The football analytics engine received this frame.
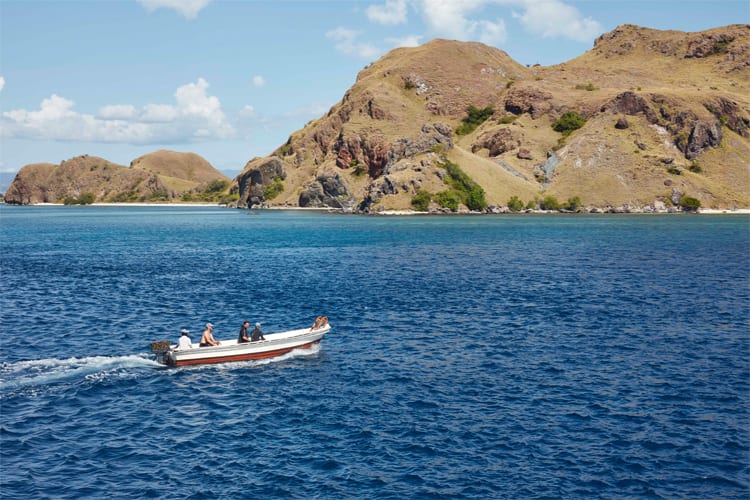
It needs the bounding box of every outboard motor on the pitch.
[150,340,173,366]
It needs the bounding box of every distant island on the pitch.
[4,150,235,206]
[5,24,749,213]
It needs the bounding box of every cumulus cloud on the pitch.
[416,0,511,44]
[1,78,234,144]
[326,27,382,59]
[0,76,5,93]
[513,0,601,41]
[410,0,600,44]
[366,0,408,25]
[137,0,210,19]
[252,75,266,87]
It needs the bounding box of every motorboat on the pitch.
[151,317,330,367]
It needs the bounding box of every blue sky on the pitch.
[1,0,747,177]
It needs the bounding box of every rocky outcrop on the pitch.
[603,92,659,123]
[332,123,453,179]
[472,128,521,156]
[504,86,553,119]
[388,123,454,166]
[359,176,399,212]
[334,132,391,177]
[298,172,354,209]
[685,120,723,159]
[534,152,559,185]
[705,97,750,138]
[236,157,286,208]
[685,31,738,58]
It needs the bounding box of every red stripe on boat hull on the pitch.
[172,340,321,367]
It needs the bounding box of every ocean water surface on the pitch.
[0,206,748,498]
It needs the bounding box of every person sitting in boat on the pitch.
[177,329,193,350]
[250,322,265,342]
[200,323,221,347]
[238,321,252,343]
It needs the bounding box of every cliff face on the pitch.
[235,24,750,211]
[5,151,229,205]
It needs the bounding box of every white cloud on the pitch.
[137,0,210,19]
[252,75,266,87]
[0,76,5,93]
[98,104,137,120]
[513,0,601,42]
[478,18,507,45]
[238,105,256,118]
[366,0,408,25]
[414,0,600,44]
[326,27,382,59]
[1,78,234,144]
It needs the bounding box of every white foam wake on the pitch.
[0,354,160,392]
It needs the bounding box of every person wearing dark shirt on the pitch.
[238,321,251,343]
[250,322,265,341]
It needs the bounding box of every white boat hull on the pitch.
[154,324,331,367]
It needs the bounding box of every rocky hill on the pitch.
[5,150,230,205]
[235,24,750,212]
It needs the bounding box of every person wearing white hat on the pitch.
[177,329,193,350]
[200,322,221,347]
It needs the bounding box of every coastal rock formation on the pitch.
[236,157,286,208]
[298,172,354,208]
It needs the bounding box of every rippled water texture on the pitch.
[1,206,748,498]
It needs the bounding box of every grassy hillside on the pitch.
[234,24,750,212]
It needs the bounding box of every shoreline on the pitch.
[5,202,750,215]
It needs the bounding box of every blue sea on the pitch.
[1,206,748,499]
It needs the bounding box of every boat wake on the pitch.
[0,354,160,393]
[0,344,323,393]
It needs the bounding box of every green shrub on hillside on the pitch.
[438,159,487,211]
[219,193,240,205]
[205,179,229,193]
[679,195,701,212]
[264,177,284,200]
[565,196,582,211]
[145,189,169,202]
[552,111,586,136]
[351,159,367,177]
[539,195,560,210]
[435,190,461,211]
[411,190,432,211]
[456,105,494,136]
[667,166,682,175]
[507,195,524,212]
[110,190,140,202]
